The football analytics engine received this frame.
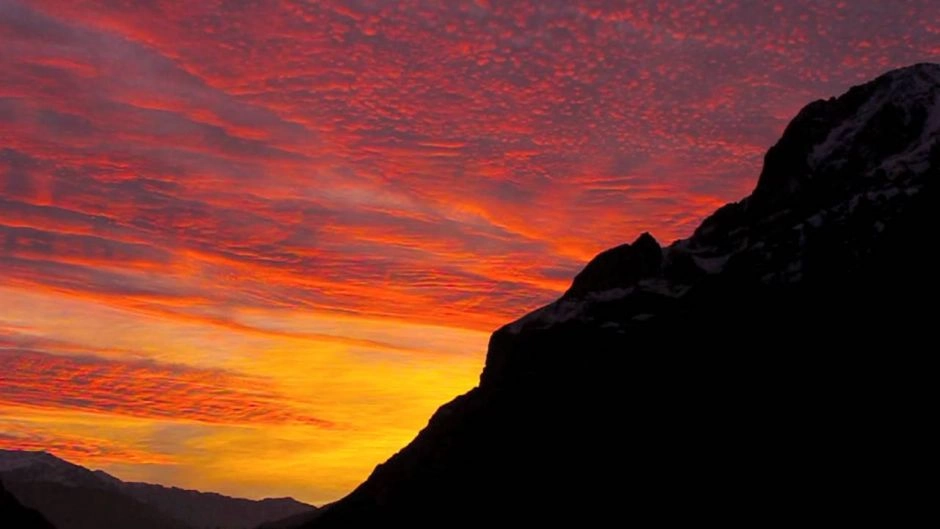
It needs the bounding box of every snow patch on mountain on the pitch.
[813,63,940,175]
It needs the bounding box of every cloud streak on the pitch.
[0,422,175,465]
[0,349,332,427]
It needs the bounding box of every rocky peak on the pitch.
[564,232,662,298]
[683,63,938,283]
[505,64,940,333]
[749,62,940,212]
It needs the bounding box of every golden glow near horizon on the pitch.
[2,0,937,505]
[1,285,488,503]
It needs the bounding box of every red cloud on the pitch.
[0,350,333,428]
[2,0,936,393]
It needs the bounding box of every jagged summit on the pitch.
[565,232,662,298]
[750,62,939,209]
[304,65,937,527]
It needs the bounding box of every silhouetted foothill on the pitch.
[0,481,56,529]
[302,63,939,528]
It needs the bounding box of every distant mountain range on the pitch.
[299,63,940,526]
[0,449,316,529]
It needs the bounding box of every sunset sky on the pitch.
[1,0,938,504]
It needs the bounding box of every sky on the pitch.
[0,0,938,504]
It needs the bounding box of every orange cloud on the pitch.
[0,423,175,466]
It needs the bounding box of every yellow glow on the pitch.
[0,285,488,504]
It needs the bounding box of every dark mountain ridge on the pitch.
[0,450,316,529]
[305,63,939,526]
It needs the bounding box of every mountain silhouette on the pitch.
[300,63,939,526]
[0,450,316,529]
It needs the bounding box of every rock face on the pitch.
[565,232,663,298]
[305,64,939,527]
[0,450,317,529]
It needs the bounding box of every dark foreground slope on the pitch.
[0,481,56,529]
[308,64,940,526]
